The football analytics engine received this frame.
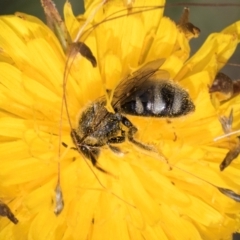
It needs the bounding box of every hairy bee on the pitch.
[70,59,195,173]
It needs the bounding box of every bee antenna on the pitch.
[170,164,240,202]
[73,0,107,43]
[214,129,240,142]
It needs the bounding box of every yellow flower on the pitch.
[0,0,240,239]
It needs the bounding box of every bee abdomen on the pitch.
[121,81,195,117]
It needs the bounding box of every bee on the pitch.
[70,58,195,173]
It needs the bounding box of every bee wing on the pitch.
[87,59,168,132]
[112,59,170,108]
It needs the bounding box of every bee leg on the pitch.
[81,146,109,174]
[107,130,126,156]
[121,116,153,151]
[91,157,109,174]
[108,144,124,156]
[108,130,126,144]
[70,130,110,174]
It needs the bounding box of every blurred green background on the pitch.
[0,0,240,239]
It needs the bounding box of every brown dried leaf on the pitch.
[177,7,200,40]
